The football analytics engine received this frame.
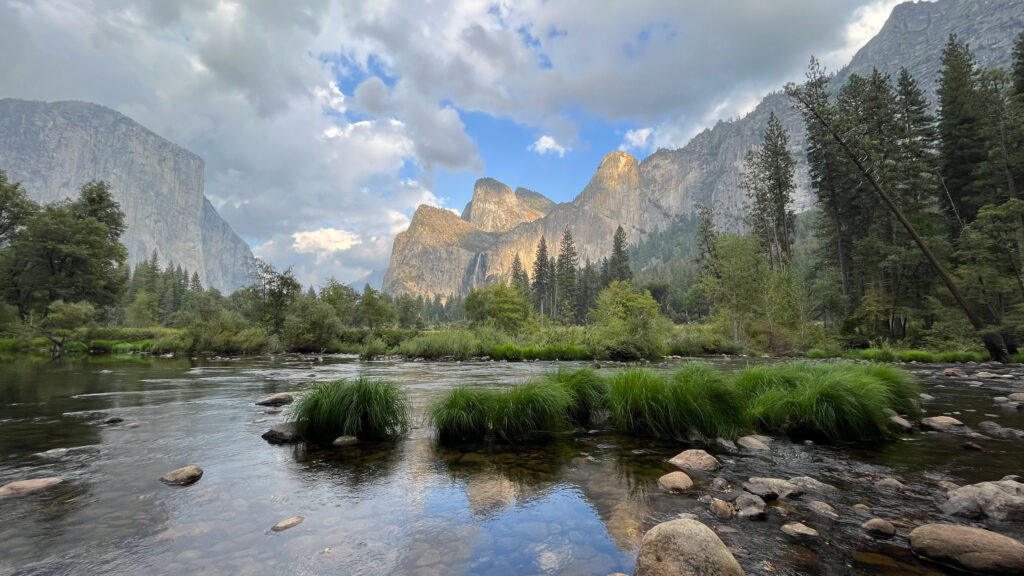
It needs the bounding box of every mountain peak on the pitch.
[460,177,546,233]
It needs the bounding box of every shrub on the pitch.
[0,339,23,353]
[151,332,192,354]
[293,378,410,442]
[1014,351,1024,364]
[490,381,572,441]
[428,387,498,441]
[359,337,390,360]
[488,344,524,361]
[588,282,671,360]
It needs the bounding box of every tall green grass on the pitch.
[359,337,390,359]
[489,381,572,442]
[606,368,673,438]
[293,378,411,442]
[393,331,483,360]
[428,387,498,441]
[667,363,749,440]
[543,368,608,424]
[487,343,593,361]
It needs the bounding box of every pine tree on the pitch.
[509,253,531,297]
[742,111,796,269]
[189,272,203,292]
[938,34,987,225]
[609,226,632,283]
[531,236,552,317]
[577,259,600,320]
[555,226,580,323]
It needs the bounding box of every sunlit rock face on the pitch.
[0,99,254,292]
[383,0,1024,298]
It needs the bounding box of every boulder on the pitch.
[806,500,840,519]
[1008,393,1024,402]
[710,477,730,491]
[787,476,835,494]
[714,437,737,451]
[0,477,63,496]
[657,471,694,493]
[781,522,819,539]
[271,516,304,532]
[668,449,721,472]
[743,482,779,500]
[889,415,913,432]
[909,524,1024,576]
[634,519,744,576]
[332,436,359,447]
[921,416,967,433]
[735,493,767,520]
[160,465,203,486]
[862,518,896,538]
[255,393,293,407]
[749,477,805,499]
[737,435,770,451]
[978,421,1024,440]
[942,480,1024,521]
[262,423,300,444]
[710,499,733,520]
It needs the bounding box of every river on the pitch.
[1,355,1023,575]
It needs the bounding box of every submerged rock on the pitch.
[668,449,721,472]
[788,476,835,494]
[781,522,819,539]
[942,479,1024,521]
[1008,392,1024,402]
[657,471,694,493]
[862,518,896,538]
[271,516,304,532]
[634,518,744,576]
[332,436,359,447]
[750,477,805,498]
[743,482,779,500]
[978,421,1024,440]
[160,466,203,486]
[737,435,770,451]
[735,493,767,520]
[0,477,63,496]
[710,477,730,491]
[876,477,905,491]
[910,524,1024,575]
[806,500,840,519]
[255,393,293,407]
[262,423,300,444]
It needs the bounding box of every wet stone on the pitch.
[750,477,805,498]
[889,415,913,432]
[780,522,818,539]
[787,476,834,494]
[656,471,693,493]
[921,415,967,433]
[0,477,63,496]
[255,392,293,407]
[743,482,779,500]
[861,518,896,538]
[910,523,1024,575]
[806,500,839,519]
[667,449,721,472]
[262,423,300,444]
[104,416,124,424]
[876,477,905,491]
[710,477,729,491]
[737,435,770,451]
[332,436,359,447]
[271,516,304,532]
[160,466,203,486]
[962,441,984,451]
[710,499,733,520]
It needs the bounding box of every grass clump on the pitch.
[543,369,608,424]
[294,378,410,442]
[393,330,482,360]
[936,351,988,363]
[490,381,572,442]
[897,349,936,363]
[359,337,390,359]
[667,363,749,440]
[805,348,834,359]
[607,369,673,438]
[428,387,498,441]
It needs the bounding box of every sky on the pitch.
[0,0,906,288]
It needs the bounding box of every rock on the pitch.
[1008,392,1024,402]
[718,490,746,502]
[806,500,840,519]
[0,477,63,496]
[710,499,733,520]
[710,477,729,491]
[787,476,835,494]
[737,435,770,451]
[104,416,124,424]
[944,368,966,377]
[668,449,721,472]
[676,513,699,521]
[938,480,961,493]
[743,482,779,500]
[750,477,805,498]
[255,393,293,407]
[853,503,871,511]
[889,415,913,432]
[271,516,304,532]
[921,415,966,433]
[862,518,896,538]
[160,466,203,486]
[781,522,819,539]
[262,423,300,444]
[714,437,737,451]
[332,436,359,447]
[657,471,694,493]
[994,396,1010,404]
[910,524,1024,576]
[634,519,744,576]
[920,393,936,401]
[735,493,767,520]
[876,477,905,491]
[975,371,1012,379]
[942,480,1024,521]
[978,421,1024,440]
[962,441,984,451]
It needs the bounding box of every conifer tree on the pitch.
[742,111,796,269]
[938,34,987,225]
[531,236,552,317]
[609,226,632,283]
[555,226,580,323]
[509,253,531,297]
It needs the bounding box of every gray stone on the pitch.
[919,393,936,401]
[735,493,767,520]
[910,524,1024,576]
[332,435,359,447]
[781,522,819,539]
[714,437,737,451]
[634,519,744,576]
[104,417,124,424]
[262,423,300,444]
[862,518,896,538]
[750,477,805,498]
[668,449,721,472]
[657,471,694,493]
[787,476,835,494]
[737,435,770,451]
[255,393,293,407]
[942,480,1024,521]
[271,516,304,532]
[743,482,778,500]
[921,416,966,433]
[710,499,733,520]
[710,477,729,491]
[1008,393,1024,402]
[978,421,1024,440]
[160,466,203,486]
[876,477,905,491]
[889,415,913,432]
[0,477,63,496]
[806,500,839,519]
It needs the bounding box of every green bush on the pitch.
[293,378,411,442]
[488,344,524,361]
[428,387,498,441]
[151,332,192,354]
[359,337,390,360]
[1013,351,1024,364]
[588,282,671,360]
[666,333,741,356]
[0,339,23,353]
[490,381,572,441]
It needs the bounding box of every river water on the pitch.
[1,355,1023,575]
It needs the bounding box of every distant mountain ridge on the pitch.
[384,0,1024,298]
[0,99,254,292]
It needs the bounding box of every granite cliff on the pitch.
[0,99,253,292]
[383,0,1024,298]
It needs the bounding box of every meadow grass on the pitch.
[896,349,936,363]
[359,337,390,359]
[805,348,834,359]
[489,381,572,442]
[428,387,498,441]
[487,344,593,361]
[393,330,483,360]
[293,378,410,442]
[0,339,23,353]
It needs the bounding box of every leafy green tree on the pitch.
[743,112,796,269]
[396,294,426,329]
[587,281,669,360]
[0,170,37,246]
[126,290,160,327]
[320,277,359,326]
[283,294,342,352]
[41,300,96,359]
[464,282,532,333]
[357,285,395,329]
[554,226,580,323]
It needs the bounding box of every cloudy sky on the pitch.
[0,0,904,287]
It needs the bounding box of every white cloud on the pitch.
[619,127,653,153]
[821,0,906,70]
[528,135,568,157]
[292,228,363,264]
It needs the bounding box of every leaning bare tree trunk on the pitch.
[788,86,1010,363]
